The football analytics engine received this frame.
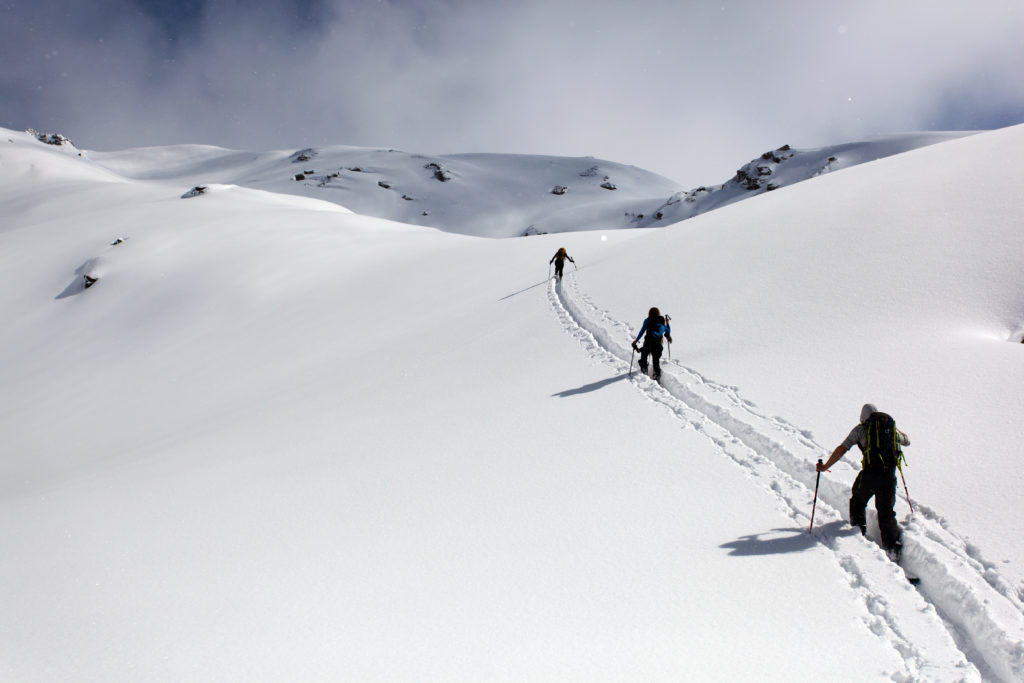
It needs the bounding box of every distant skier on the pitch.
[817,404,910,560]
[631,307,671,380]
[549,247,575,280]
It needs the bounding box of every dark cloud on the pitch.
[2,0,1022,186]
[131,0,205,49]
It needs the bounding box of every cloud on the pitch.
[2,0,1022,186]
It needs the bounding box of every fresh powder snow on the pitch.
[1,124,1023,681]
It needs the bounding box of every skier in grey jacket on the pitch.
[817,403,910,558]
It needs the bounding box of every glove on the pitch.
[631,340,639,351]
[666,334,672,344]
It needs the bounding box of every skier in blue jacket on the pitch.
[632,307,671,379]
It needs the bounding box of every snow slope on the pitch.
[85,131,971,238]
[643,132,975,226]
[1,124,1023,681]
[87,143,684,238]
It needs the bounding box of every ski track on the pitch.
[549,273,1024,683]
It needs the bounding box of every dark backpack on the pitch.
[644,315,666,344]
[861,412,904,471]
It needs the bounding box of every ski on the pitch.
[888,546,920,584]
[901,560,921,585]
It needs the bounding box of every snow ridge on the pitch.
[550,272,1024,683]
[83,130,973,239]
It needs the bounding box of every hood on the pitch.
[860,403,878,423]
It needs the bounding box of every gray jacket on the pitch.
[841,403,911,452]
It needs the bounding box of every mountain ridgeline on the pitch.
[62,130,974,238]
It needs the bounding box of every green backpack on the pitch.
[861,412,905,471]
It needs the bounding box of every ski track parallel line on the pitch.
[549,273,1024,683]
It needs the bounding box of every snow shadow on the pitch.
[551,373,629,397]
[55,258,100,299]
[498,278,550,301]
[720,527,825,556]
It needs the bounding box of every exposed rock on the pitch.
[290,148,317,163]
[26,128,71,146]
[551,185,568,195]
[317,173,339,188]
[760,146,794,164]
[424,162,452,182]
[813,156,840,178]
[683,187,709,203]
[734,169,761,191]
[732,145,793,191]
[181,185,208,198]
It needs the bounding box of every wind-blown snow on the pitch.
[1,124,1022,681]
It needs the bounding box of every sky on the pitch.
[2,0,1023,186]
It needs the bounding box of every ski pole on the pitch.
[899,468,914,514]
[629,344,636,377]
[809,459,823,533]
[665,314,672,360]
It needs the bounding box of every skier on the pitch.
[549,247,575,280]
[816,404,911,560]
[631,307,671,380]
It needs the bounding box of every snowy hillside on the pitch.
[87,142,683,238]
[2,123,1023,682]
[643,132,974,226]
[83,130,971,238]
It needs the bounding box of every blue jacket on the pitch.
[635,317,670,343]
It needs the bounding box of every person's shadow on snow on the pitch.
[720,522,856,556]
[552,373,629,397]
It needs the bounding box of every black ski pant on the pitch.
[553,259,565,279]
[639,339,663,378]
[849,467,900,550]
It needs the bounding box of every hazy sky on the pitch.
[3,0,1023,185]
